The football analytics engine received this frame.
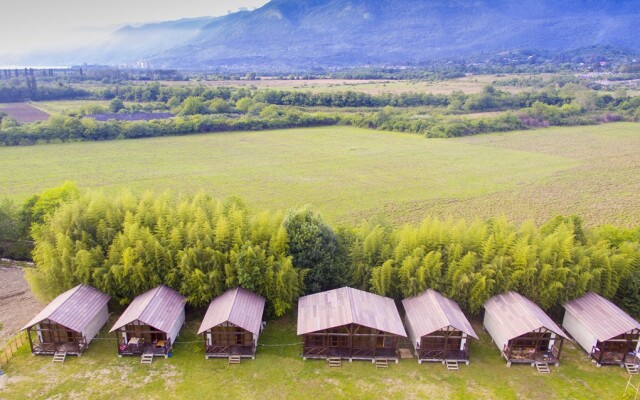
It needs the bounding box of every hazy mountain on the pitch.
[19,0,640,68]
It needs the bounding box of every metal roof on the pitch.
[109,285,186,333]
[402,289,478,339]
[484,291,569,340]
[197,287,266,335]
[297,287,407,337]
[564,292,640,342]
[22,285,110,332]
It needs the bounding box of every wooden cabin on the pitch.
[563,292,640,366]
[403,289,478,364]
[197,287,265,360]
[483,291,569,367]
[109,285,186,358]
[297,287,407,363]
[22,284,110,356]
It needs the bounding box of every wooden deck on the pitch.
[31,340,87,356]
[118,340,171,357]
[503,346,561,366]
[205,345,256,359]
[418,349,470,363]
[303,347,399,361]
[591,349,638,366]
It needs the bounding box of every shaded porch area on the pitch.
[303,346,399,361]
[116,331,172,357]
[27,323,87,356]
[418,349,470,363]
[30,339,87,356]
[503,343,562,366]
[205,345,256,359]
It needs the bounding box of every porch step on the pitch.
[375,358,389,369]
[229,355,241,365]
[399,348,414,359]
[328,357,342,368]
[52,352,66,363]
[141,353,154,365]
[535,362,551,374]
[445,360,460,371]
[626,363,640,375]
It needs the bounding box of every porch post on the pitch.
[27,327,34,353]
[557,337,564,360]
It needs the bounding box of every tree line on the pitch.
[9,184,639,318]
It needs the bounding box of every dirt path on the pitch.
[0,261,42,348]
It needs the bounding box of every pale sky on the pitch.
[0,0,270,57]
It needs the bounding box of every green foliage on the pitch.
[26,190,304,316]
[179,97,209,116]
[346,215,640,313]
[283,208,345,293]
[24,184,640,316]
[109,98,125,113]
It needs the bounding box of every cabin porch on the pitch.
[205,345,256,359]
[116,328,172,357]
[302,324,401,362]
[418,349,470,363]
[503,345,562,365]
[302,346,399,361]
[27,323,88,356]
[590,333,640,366]
[29,338,87,356]
[416,330,471,363]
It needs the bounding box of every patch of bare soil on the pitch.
[0,103,50,123]
[0,262,42,348]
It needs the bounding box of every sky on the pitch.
[0,0,270,57]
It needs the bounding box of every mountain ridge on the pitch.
[17,0,640,68]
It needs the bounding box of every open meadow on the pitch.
[1,123,639,226]
[164,74,537,95]
[0,313,634,400]
[0,123,640,226]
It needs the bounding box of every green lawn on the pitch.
[0,123,639,226]
[0,316,633,399]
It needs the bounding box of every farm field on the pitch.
[0,313,633,400]
[0,123,639,226]
[0,103,50,123]
[28,100,113,115]
[167,74,547,94]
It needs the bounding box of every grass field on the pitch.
[0,123,639,226]
[0,315,633,400]
[169,75,530,95]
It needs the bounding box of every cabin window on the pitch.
[309,335,324,347]
[329,335,347,347]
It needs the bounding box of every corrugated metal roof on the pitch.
[297,287,407,337]
[564,292,640,342]
[197,287,266,335]
[109,285,186,333]
[402,289,478,339]
[483,291,568,340]
[22,285,110,332]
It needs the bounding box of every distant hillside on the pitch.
[20,0,640,68]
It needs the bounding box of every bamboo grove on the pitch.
[22,188,640,317]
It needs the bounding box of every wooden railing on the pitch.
[0,331,30,368]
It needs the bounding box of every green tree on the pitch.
[109,98,125,113]
[283,208,343,293]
